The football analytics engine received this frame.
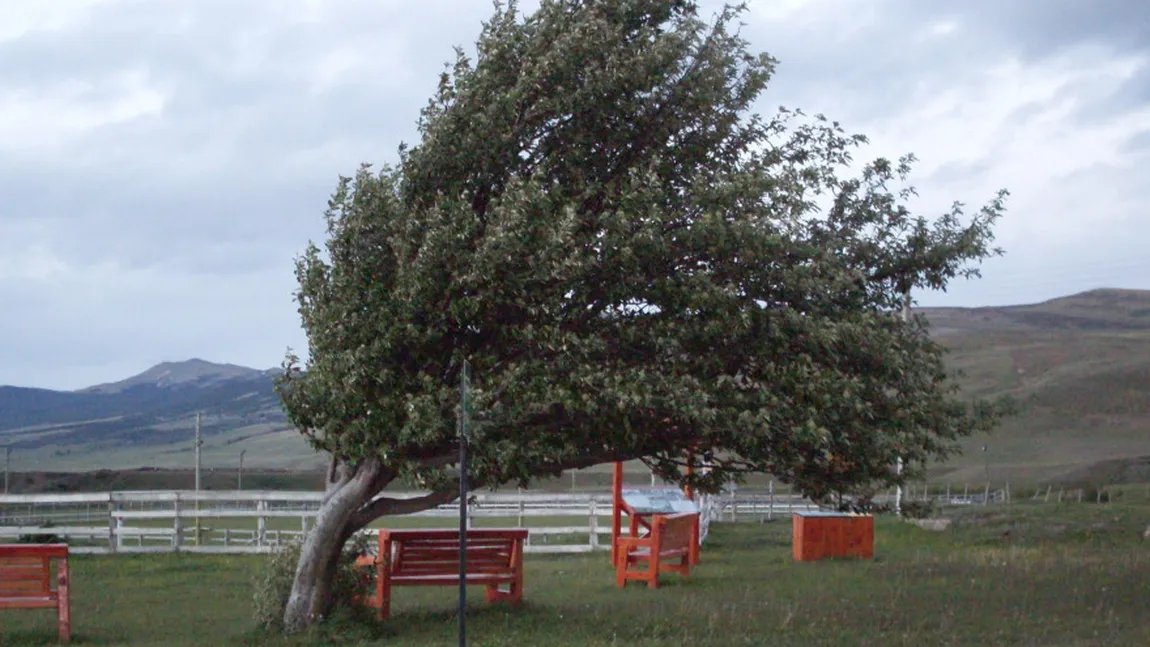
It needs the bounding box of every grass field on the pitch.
[4,498,1149,646]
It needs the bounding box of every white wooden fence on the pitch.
[0,489,818,555]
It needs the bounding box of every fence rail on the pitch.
[0,489,822,555]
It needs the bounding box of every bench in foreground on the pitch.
[356,528,528,620]
[1,543,72,643]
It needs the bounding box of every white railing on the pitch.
[0,489,818,555]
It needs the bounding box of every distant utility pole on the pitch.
[194,411,203,493]
[895,289,911,516]
[3,446,10,495]
[194,412,203,545]
[238,450,246,491]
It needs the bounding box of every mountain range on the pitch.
[2,288,1149,483]
[0,359,309,471]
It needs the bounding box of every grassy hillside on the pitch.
[925,288,1150,485]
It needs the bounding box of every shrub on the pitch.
[899,500,936,519]
[18,521,62,544]
[252,533,372,633]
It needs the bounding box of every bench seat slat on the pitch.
[402,547,515,556]
[624,547,688,559]
[398,555,511,566]
[0,545,68,559]
[399,556,511,565]
[0,569,52,581]
[393,567,515,577]
[0,597,59,609]
[0,580,53,594]
[391,573,516,585]
[0,556,46,566]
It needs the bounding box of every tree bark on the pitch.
[282,458,385,633]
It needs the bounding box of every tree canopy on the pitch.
[276,0,1009,630]
[280,0,1006,498]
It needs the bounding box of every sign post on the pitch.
[457,360,470,647]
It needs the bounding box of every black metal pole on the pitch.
[458,360,469,647]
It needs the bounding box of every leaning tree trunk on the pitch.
[282,458,384,633]
[279,456,464,633]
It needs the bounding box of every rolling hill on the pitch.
[1,288,1148,484]
[920,288,1150,485]
[0,360,318,472]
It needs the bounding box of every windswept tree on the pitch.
[276,0,1009,632]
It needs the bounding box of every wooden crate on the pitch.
[792,512,874,561]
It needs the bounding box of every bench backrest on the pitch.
[383,529,527,576]
[0,544,68,600]
[653,512,697,552]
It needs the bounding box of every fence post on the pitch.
[517,488,525,527]
[589,500,599,550]
[767,481,774,522]
[173,497,183,551]
[107,497,117,554]
[256,498,268,547]
[983,482,990,506]
[1044,485,1051,502]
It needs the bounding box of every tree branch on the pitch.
[348,482,465,532]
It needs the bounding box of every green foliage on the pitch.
[897,500,936,519]
[253,534,372,633]
[278,0,1011,502]
[16,521,61,544]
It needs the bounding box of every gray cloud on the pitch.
[2,0,1149,389]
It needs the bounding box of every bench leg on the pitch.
[487,540,524,605]
[646,551,661,589]
[485,583,507,604]
[58,560,71,643]
[484,576,524,605]
[378,573,391,621]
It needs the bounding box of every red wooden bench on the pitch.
[355,528,528,620]
[0,544,72,643]
[615,512,697,589]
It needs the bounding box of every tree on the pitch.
[275,0,1009,631]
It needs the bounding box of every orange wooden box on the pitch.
[792,512,874,561]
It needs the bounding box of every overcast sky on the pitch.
[2,0,1148,390]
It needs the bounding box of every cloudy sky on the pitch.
[2,0,1148,390]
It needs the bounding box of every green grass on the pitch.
[5,499,1150,646]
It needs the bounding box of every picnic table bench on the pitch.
[1,543,72,643]
[355,528,528,620]
[615,511,697,588]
